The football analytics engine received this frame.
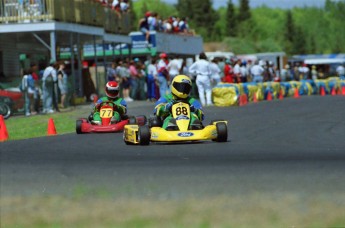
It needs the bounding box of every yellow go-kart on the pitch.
[123,100,228,145]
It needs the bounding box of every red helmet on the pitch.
[105,81,119,98]
[160,53,167,59]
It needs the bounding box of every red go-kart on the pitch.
[76,101,146,134]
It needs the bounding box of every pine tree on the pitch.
[284,10,295,54]
[292,26,306,54]
[190,0,218,41]
[237,0,251,23]
[176,0,193,19]
[226,0,237,37]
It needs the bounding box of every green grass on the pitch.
[2,194,345,228]
[3,106,87,141]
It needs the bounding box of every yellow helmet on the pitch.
[171,75,192,99]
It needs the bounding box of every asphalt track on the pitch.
[1,96,345,199]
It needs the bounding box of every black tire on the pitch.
[128,116,137,124]
[0,103,11,119]
[138,125,150,145]
[210,119,224,125]
[149,116,163,128]
[76,119,83,134]
[136,115,147,126]
[216,122,228,142]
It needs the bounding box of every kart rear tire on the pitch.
[76,119,83,134]
[0,103,11,119]
[210,119,224,125]
[136,115,147,126]
[216,122,227,142]
[128,116,137,124]
[138,125,150,145]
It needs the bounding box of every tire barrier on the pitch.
[212,77,345,106]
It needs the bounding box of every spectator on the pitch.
[251,60,264,83]
[167,55,182,84]
[147,58,158,101]
[117,60,133,102]
[298,63,310,80]
[156,53,169,97]
[148,12,158,31]
[179,17,189,34]
[107,61,117,82]
[139,12,151,44]
[136,60,147,100]
[209,58,221,87]
[21,68,36,116]
[30,62,41,113]
[336,63,345,79]
[189,52,212,106]
[240,60,248,83]
[223,59,234,83]
[311,65,318,80]
[280,64,292,82]
[57,61,68,109]
[233,59,242,83]
[42,59,58,114]
[129,59,139,100]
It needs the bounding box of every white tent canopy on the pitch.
[304,58,345,65]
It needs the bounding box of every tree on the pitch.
[176,0,193,19]
[190,0,218,41]
[292,26,307,54]
[226,0,237,37]
[237,0,251,23]
[283,10,295,54]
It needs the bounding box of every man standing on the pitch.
[189,52,212,106]
[42,59,58,114]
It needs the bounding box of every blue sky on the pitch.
[160,0,329,9]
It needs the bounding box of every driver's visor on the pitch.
[173,82,191,94]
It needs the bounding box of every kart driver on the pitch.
[154,74,204,130]
[91,81,127,125]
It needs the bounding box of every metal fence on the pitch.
[0,0,131,34]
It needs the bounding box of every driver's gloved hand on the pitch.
[190,105,195,112]
[164,102,173,112]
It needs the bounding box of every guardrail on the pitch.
[0,0,131,34]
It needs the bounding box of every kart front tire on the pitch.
[76,120,83,134]
[216,122,227,142]
[138,125,150,145]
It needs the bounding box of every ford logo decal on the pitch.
[178,132,194,137]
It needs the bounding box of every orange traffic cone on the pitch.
[294,88,300,98]
[320,86,326,96]
[331,87,336,96]
[266,91,273,101]
[253,93,258,103]
[47,118,57,136]
[239,94,248,106]
[0,115,9,142]
[342,86,345,96]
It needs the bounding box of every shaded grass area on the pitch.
[4,107,87,141]
[2,193,345,228]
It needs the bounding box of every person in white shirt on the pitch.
[189,52,212,106]
[42,60,58,114]
[147,58,158,101]
[251,60,264,83]
[336,64,345,79]
[233,59,242,83]
[209,58,221,87]
[240,60,248,83]
[167,55,182,85]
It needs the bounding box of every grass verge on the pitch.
[1,193,345,228]
[2,106,87,141]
